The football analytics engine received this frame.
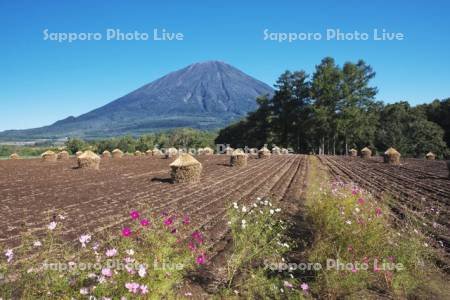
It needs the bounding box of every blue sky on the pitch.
[1,0,449,131]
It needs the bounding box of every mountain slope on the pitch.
[0,61,273,139]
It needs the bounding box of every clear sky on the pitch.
[1,0,449,131]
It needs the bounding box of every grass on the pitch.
[302,156,449,299]
[0,210,207,299]
[218,199,309,299]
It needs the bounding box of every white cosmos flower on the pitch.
[48,221,57,230]
[79,234,91,248]
[5,249,13,262]
[138,264,147,278]
[126,249,135,256]
[241,219,247,229]
[242,206,247,213]
[80,288,89,295]
[33,240,42,247]
[269,209,274,215]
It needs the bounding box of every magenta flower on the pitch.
[171,228,177,234]
[122,227,132,237]
[130,210,140,220]
[183,215,191,225]
[163,217,173,226]
[357,197,365,205]
[375,207,382,216]
[192,231,203,244]
[351,190,358,195]
[196,254,207,265]
[140,219,150,227]
[188,241,196,251]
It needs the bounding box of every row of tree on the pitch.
[215,57,449,158]
[65,128,216,154]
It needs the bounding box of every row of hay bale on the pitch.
[349,147,439,165]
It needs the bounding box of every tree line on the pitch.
[65,128,216,154]
[215,57,449,158]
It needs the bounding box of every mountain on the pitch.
[0,61,273,140]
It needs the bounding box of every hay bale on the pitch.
[9,153,20,160]
[145,149,153,156]
[197,148,204,155]
[248,148,258,158]
[272,146,281,155]
[281,148,289,155]
[258,147,271,159]
[425,152,436,160]
[224,146,234,155]
[361,147,372,159]
[165,147,178,158]
[112,149,123,159]
[102,150,112,159]
[57,150,70,160]
[230,149,248,167]
[349,149,358,157]
[135,150,142,156]
[152,148,163,156]
[384,147,401,165]
[75,151,83,158]
[203,147,214,155]
[41,150,57,162]
[77,150,101,170]
[170,153,202,183]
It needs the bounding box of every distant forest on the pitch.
[215,57,450,158]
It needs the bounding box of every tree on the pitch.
[65,138,86,154]
[310,57,342,154]
[337,60,378,154]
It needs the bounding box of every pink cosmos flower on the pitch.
[183,215,190,225]
[300,282,309,291]
[106,248,118,257]
[351,190,358,195]
[130,210,140,220]
[101,268,113,277]
[140,285,148,294]
[283,281,293,289]
[375,207,382,216]
[125,282,140,294]
[122,227,132,237]
[140,219,150,227]
[163,217,173,226]
[351,267,358,273]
